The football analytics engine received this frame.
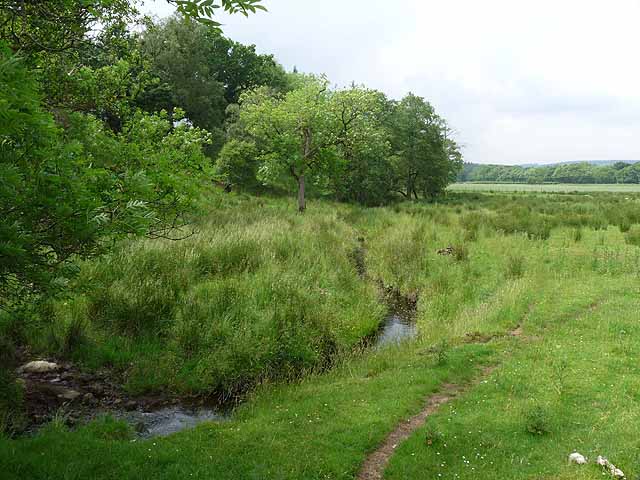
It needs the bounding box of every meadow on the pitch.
[2,190,640,479]
[449,182,640,193]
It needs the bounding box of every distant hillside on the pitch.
[520,160,640,168]
[458,161,640,184]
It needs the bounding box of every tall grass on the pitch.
[22,190,640,402]
[44,199,384,399]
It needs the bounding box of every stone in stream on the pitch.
[18,361,60,374]
[57,389,82,401]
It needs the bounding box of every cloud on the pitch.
[140,0,640,164]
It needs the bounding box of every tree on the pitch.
[140,15,287,156]
[0,46,211,309]
[0,0,134,54]
[0,0,266,54]
[239,75,384,211]
[168,0,265,26]
[216,139,260,189]
[140,17,227,152]
[389,93,462,199]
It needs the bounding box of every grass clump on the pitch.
[524,404,552,436]
[624,226,640,247]
[506,254,526,279]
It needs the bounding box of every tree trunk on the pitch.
[297,174,306,212]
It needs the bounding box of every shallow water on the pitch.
[376,314,417,347]
[124,407,223,438]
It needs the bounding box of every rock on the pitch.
[57,389,81,401]
[18,361,59,374]
[612,468,625,478]
[569,452,587,465]
[82,392,95,403]
[134,421,148,434]
[125,400,138,411]
[596,456,625,478]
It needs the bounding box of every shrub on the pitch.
[525,405,551,435]
[216,139,260,189]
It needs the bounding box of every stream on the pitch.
[16,286,417,439]
[123,407,224,438]
[375,313,418,348]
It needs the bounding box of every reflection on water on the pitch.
[376,314,417,347]
[125,407,223,438]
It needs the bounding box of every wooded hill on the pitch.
[459,161,640,184]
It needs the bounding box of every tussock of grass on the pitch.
[38,199,384,398]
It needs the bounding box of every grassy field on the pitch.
[449,182,640,193]
[2,191,640,479]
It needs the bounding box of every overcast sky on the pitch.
[140,0,640,165]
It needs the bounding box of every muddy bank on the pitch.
[12,353,222,438]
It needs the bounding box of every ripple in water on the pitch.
[125,407,223,438]
[376,314,417,347]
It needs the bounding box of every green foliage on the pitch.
[233,79,461,209]
[452,243,469,262]
[506,254,525,278]
[238,75,389,210]
[0,47,211,309]
[216,139,260,188]
[459,161,640,185]
[140,15,288,156]
[390,93,463,199]
[572,227,583,242]
[170,0,266,26]
[0,0,135,54]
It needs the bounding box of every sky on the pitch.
[140,0,640,165]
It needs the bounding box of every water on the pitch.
[376,314,417,347]
[124,407,223,438]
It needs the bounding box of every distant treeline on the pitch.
[458,162,640,184]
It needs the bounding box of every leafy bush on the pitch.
[524,405,551,435]
[216,139,260,189]
[0,46,211,310]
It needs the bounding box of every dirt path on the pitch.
[357,365,496,480]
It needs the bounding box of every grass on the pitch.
[2,190,640,478]
[25,196,384,399]
[385,277,640,479]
